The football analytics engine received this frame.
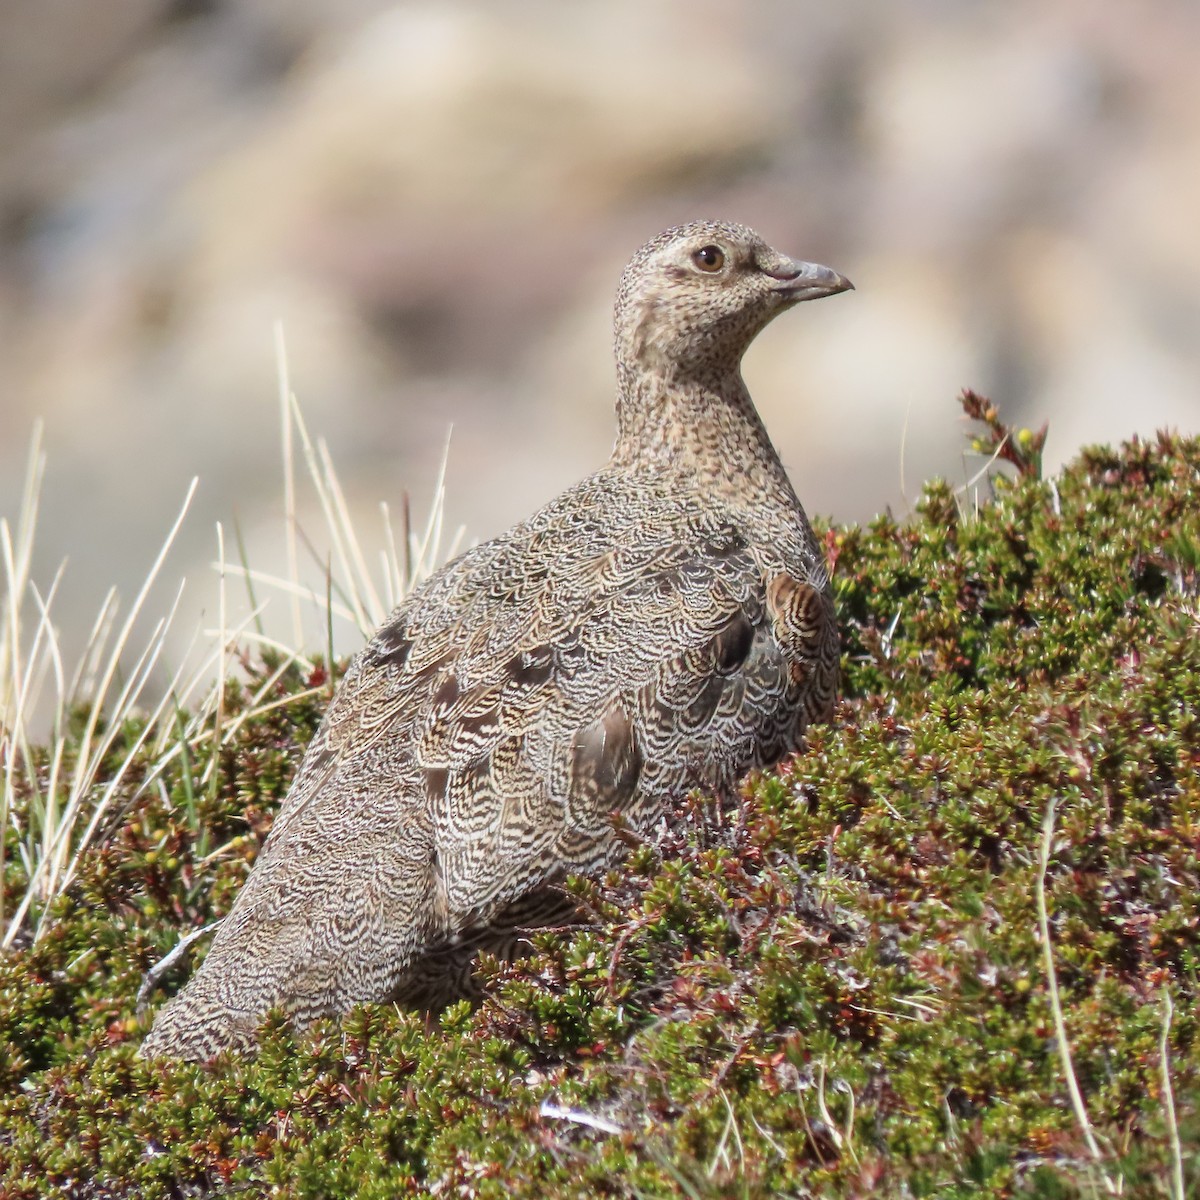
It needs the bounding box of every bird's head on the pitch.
[613,220,852,384]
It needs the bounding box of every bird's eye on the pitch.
[692,245,725,273]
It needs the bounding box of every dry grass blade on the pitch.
[1160,989,1185,1200]
[286,394,371,636]
[276,320,303,648]
[215,565,359,627]
[66,480,198,797]
[1,331,456,948]
[411,429,461,585]
[0,426,48,735]
[378,501,403,612]
[318,437,384,626]
[208,522,228,796]
[1036,798,1119,1197]
[24,573,68,892]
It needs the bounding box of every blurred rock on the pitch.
[0,0,1197,675]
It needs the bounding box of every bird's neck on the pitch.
[609,367,798,504]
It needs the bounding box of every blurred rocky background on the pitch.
[2,0,1198,665]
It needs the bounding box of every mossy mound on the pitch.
[1,425,1198,1198]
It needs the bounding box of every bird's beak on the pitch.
[765,257,854,302]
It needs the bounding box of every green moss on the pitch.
[1,409,1198,1197]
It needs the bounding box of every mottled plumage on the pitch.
[141,220,852,1059]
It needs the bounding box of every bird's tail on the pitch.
[139,967,267,1061]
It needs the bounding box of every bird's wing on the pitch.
[141,482,836,1056]
[257,485,833,914]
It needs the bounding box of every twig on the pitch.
[136,920,223,1014]
[538,1100,625,1137]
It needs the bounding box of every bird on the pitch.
[140,219,852,1059]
